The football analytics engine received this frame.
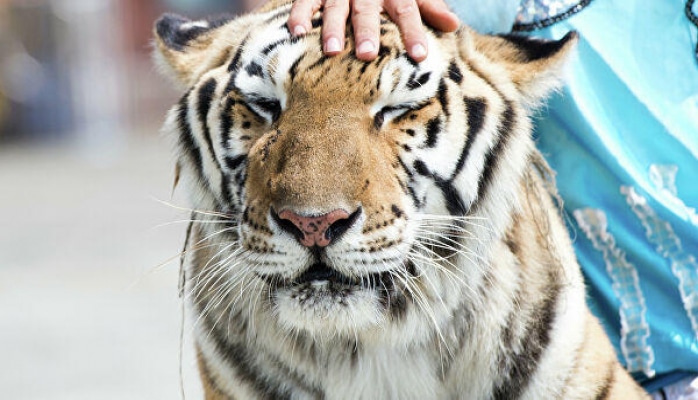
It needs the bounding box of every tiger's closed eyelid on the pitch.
[373,105,413,130]
[242,97,282,124]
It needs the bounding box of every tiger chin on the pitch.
[153,1,649,399]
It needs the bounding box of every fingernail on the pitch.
[325,37,342,53]
[411,43,427,60]
[357,40,376,55]
[293,25,306,36]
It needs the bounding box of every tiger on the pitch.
[153,1,650,398]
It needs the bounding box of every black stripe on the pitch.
[288,53,306,82]
[402,52,418,67]
[413,159,430,176]
[189,246,321,399]
[436,180,469,216]
[392,100,432,124]
[225,154,247,171]
[306,54,330,72]
[375,71,383,94]
[493,277,560,399]
[464,62,518,212]
[437,79,450,117]
[197,313,324,399]
[498,32,577,62]
[359,60,370,75]
[376,101,430,129]
[242,102,270,124]
[595,365,616,400]
[235,170,247,200]
[198,355,230,397]
[214,339,291,400]
[177,91,205,183]
[197,78,219,166]
[395,157,414,195]
[179,212,195,298]
[245,62,264,77]
[452,97,487,180]
[228,36,249,73]
[261,38,288,55]
[373,111,385,130]
[396,156,413,180]
[253,98,282,122]
[375,45,392,65]
[424,117,441,148]
[408,89,481,216]
[197,79,233,206]
[220,97,235,149]
[407,184,422,208]
[384,280,408,320]
[447,60,463,84]
[406,72,431,90]
[473,101,515,209]
[264,6,292,25]
[413,159,469,216]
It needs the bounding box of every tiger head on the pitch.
[154,1,576,343]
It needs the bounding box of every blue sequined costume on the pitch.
[448,0,698,392]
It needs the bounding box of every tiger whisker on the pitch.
[388,267,454,364]
[193,257,257,336]
[408,245,469,288]
[151,218,238,231]
[408,244,484,303]
[151,196,236,219]
[413,230,487,264]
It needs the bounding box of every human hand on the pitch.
[287,0,460,62]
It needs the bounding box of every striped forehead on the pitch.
[231,14,299,109]
[371,36,447,116]
[232,15,448,116]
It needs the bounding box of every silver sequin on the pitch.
[516,0,589,27]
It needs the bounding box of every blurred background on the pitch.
[0,0,264,398]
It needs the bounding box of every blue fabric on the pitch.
[450,0,698,386]
[448,0,520,33]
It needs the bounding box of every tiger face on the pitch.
[154,1,576,342]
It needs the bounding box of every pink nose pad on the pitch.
[277,209,351,247]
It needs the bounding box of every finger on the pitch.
[385,0,428,62]
[322,0,351,55]
[416,0,460,32]
[352,0,382,60]
[288,0,323,36]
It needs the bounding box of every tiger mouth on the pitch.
[293,263,362,286]
[262,263,387,290]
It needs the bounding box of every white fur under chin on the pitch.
[273,285,386,338]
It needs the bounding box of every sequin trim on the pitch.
[574,208,656,377]
[649,164,698,226]
[687,0,698,63]
[621,186,698,340]
[513,0,593,32]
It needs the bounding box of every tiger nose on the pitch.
[272,208,360,247]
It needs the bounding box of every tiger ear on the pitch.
[153,13,233,87]
[464,29,578,106]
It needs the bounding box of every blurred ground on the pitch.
[0,135,202,399]
[0,1,264,397]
